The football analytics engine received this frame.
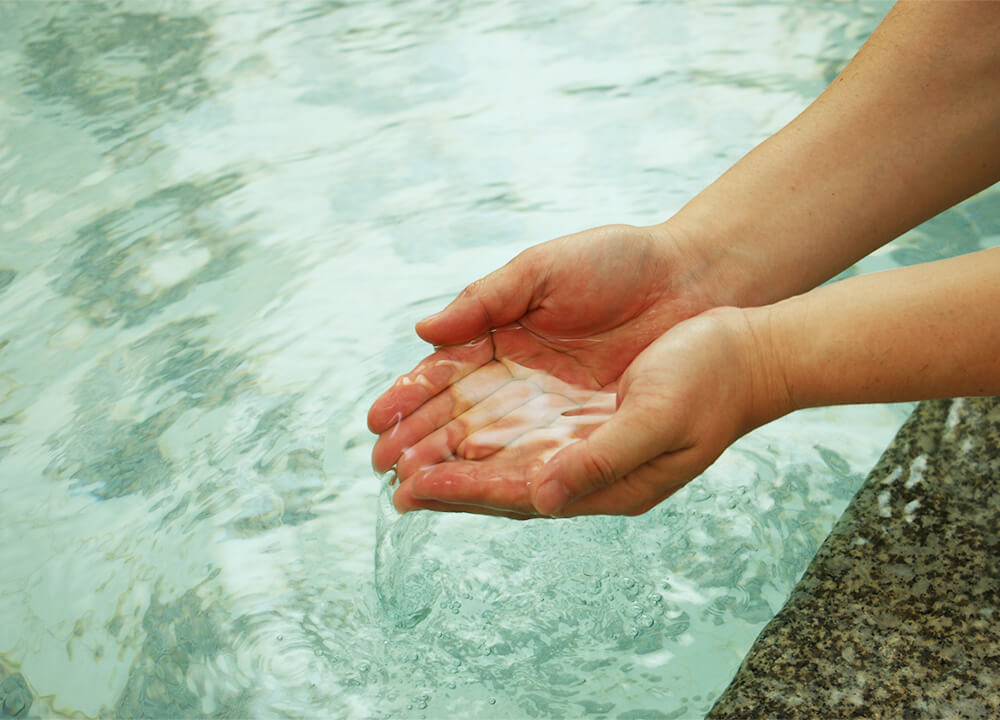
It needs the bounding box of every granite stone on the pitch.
[709,397,1000,719]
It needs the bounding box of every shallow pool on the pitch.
[2,0,998,717]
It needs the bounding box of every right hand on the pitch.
[367,223,722,507]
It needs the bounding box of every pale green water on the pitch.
[2,0,998,717]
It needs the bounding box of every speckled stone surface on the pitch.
[709,397,1000,720]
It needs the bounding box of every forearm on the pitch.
[665,0,1000,308]
[750,246,1000,418]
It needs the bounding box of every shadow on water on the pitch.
[19,2,213,143]
[54,173,248,328]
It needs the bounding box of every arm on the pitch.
[663,0,1000,309]
[756,246,1000,415]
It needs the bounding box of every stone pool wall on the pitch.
[709,397,1000,719]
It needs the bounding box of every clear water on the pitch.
[2,0,999,717]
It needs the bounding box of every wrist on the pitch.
[644,216,747,315]
[722,304,798,432]
[650,199,790,313]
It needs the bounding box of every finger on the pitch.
[392,481,539,520]
[415,248,547,346]
[367,335,493,433]
[455,391,612,461]
[403,456,538,516]
[530,396,681,515]
[394,379,542,479]
[372,362,514,472]
[455,392,580,460]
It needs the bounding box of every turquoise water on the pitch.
[2,0,999,717]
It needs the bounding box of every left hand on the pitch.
[392,307,790,518]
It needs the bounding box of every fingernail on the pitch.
[534,479,569,515]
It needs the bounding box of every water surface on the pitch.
[3,1,998,717]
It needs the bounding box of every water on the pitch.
[2,0,999,717]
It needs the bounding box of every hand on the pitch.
[367,224,719,509]
[390,308,789,517]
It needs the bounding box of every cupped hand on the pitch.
[389,307,790,518]
[367,224,719,511]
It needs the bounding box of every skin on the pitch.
[368,0,1000,518]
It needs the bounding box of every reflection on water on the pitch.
[1,0,996,717]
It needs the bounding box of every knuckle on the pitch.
[579,450,618,491]
[460,278,486,298]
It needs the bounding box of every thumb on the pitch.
[415,250,544,345]
[530,397,672,515]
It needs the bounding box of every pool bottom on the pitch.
[0,663,32,719]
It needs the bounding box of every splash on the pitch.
[374,481,440,629]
